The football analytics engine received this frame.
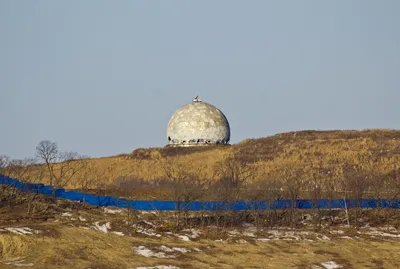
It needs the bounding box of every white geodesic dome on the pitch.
[166,97,230,146]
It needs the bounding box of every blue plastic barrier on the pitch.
[0,175,399,211]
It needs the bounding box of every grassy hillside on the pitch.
[1,186,400,269]
[9,129,400,192]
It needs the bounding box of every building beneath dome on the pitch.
[166,96,230,147]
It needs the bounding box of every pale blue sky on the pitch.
[1,0,399,159]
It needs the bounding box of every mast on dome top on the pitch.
[192,96,203,103]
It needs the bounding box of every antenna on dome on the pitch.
[192,96,202,103]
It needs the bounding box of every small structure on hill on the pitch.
[166,97,230,146]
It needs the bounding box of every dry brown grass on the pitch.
[1,222,400,268]
[1,188,400,269]
[11,129,400,191]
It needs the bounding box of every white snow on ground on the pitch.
[112,231,125,236]
[79,216,87,222]
[253,229,331,241]
[142,220,156,228]
[171,247,188,253]
[104,208,122,214]
[137,229,162,237]
[329,230,344,234]
[320,261,343,269]
[134,245,189,259]
[4,227,38,235]
[317,235,331,241]
[243,231,255,237]
[379,226,398,233]
[362,230,400,238]
[140,211,158,215]
[176,235,190,241]
[136,265,180,269]
[3,258,33,267]
[339,236,354,240]
[228,230,241,236]
[159,246,174,253]
[61,212,73,217]
[91,222,111,233]
[182,229,201,239]
[134,246,176,259]
[157,246,189,253]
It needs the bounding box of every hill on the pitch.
[5,129,400,197]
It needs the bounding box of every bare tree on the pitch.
[209,155,255,231]
[52,151,84,190]
[36,140,58,186]
[212,154,254,202]
[276,163,304,226]
[78,159,99,191]
[341,164,376,227]
[5,158,37,207]
[0,155,10,175]
[7,158,37,181]
[387,157,400,200]
[162,158,207,228]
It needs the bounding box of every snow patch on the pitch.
[364,230,400,238]
[171,247,188,253]
[340,236,353,240]
[79,216,87,222]
[255,229,330,241]
[137,230,162,237]
[104,208,122,214]
[159,246,174,253]
[182,229,201,239]
[61,212,73,217]
[3,258,33,267]
[140,211,158,215]
[134,246,176,259]
[142,220,156,228]
[91,222,111,233]
[320,261,343,269]
[176,235,190,241]
[112,231,125,236]
[317,235,331,241]
[243,231,255,237]
[135,265,180,269]
[5,227,35,235]
[329,230,344,234]
[228,230,240,236]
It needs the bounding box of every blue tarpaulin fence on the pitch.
[1,175,399,211]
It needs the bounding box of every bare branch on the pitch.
[36,140,58,185]
[7,158,37,182]
[0,155,10,174]
[52,151,84,189]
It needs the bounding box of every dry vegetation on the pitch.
[1,187,400,269]
[5,129,397,190]
[1,129,400,233]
